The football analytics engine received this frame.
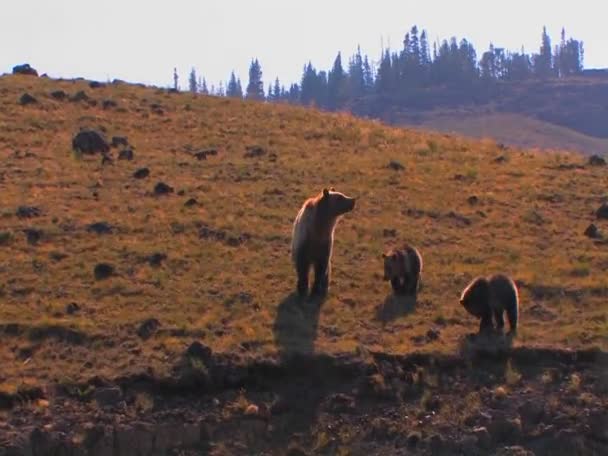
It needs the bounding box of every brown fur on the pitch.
[460,274,519,334]
[383,244,423,296]
[292,188,356,297]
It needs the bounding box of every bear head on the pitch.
[318,187,356,218]
[382,251,403,281]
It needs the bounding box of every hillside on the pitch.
[406,111,608,156]
[354,76,608,155]
[0,74,607,455]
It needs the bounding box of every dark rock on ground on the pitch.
[24,228,43,245]
[154,182,174,195]
[111,136,128,148]
[185,341,213,363]
[72,129,110,154]
[102,99,117,109]
[184,198,198,207]
[93,263,115,280]
[88,81,105,89]
[12,63,38,76]
[148,252,167,267]
[65,302,81,315]
[194,148,218,160]
[16,206,41,218]
[133,167,150,179]
[244,146,265,158]
[584,223,602,239]
[387,160,405,171]
[87,222,113,235]
[69,90,89,102]
[468,195,479,205]
[588,155,607,167]
[50,90,67,100]
[118,149,134,160]
[137,318,161,340]
[596,203,608,220]
[19,93,38,105]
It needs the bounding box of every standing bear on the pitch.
[291,187,356,297]
[383,244,423,296]
[459,274,519,335]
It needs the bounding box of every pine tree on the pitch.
[188,68,198,93]
[362,55,374,92]
[200,78,209,95]
[300,62,318,105]
[226,71,243,98]
[534,26,553,78]
[246,59,264,100]
[273,78,281,102]
[327,52,347,109]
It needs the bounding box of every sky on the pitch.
[2,1,606,90]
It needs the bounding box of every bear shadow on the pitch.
[458,330,515,359]
[375,293,417,324]
[272,292,324,360]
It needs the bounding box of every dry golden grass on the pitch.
[0,74,607,390]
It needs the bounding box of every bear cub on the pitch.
[291,187,356,297]
[383,244,423,296]
[460,274,519,335]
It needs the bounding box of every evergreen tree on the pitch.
[217,81,225,97]
[200,78,209,95]
[246,59,264,100]
[300,62,318,105]
[534,26,553,78]
[173,67,179,91]
[362,55,374,92]
[188,68,198,93]
[273,78,281,102]
[267,83,273,101]
[226,71,243,98]
[347,47,366,99]
[328,52,347,109]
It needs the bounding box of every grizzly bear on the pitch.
[291,187,356,297]
[383,244,423,296]
[460,274,519,334]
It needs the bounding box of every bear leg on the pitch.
[479,311,494,333]
[409,274,419,296]
[505,303,518,335]
[295,248,310,297]
[311,259,329,296]
[391,277,404,294]
[494,309,505,331]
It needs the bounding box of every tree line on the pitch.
[179,26,584,111]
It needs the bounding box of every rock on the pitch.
[87,221,113,234]
[136,318,161,340]
[426,328,440,341]
[69,90,89,102]
[50,90,67,100]
[94,387,122,407]
[584,223,602,239]
[589,410,608,442]
[147,252,167,267]
[468,195,479,205]
[72,129,110,155]
[66,302,81,315]
[494,155,507,163]
[24,228,43,245]
[596,203,608,220]
[186,341,212,363]
[387,160,405,171]
[13,63,38,76]
[154,182,174,195]
[244,145,265,158]
[118,149,134,160]
[518,399,545,427]
[93,263,115,280]
[19,93,38,105]
[588,155,606,167]
[88,81,105,89]
[184,198,198,207]
[102,99,117,109]
[16,206,41,218]
[193,148,218,160]
[382,228,397,237]
[133,167,150,179]
[111,136,128,148]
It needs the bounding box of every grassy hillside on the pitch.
[406,111,608,156]
[0,74,607,394]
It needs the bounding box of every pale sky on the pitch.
[2,1,606,89]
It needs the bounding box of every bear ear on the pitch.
[330,186,335,192]
[322,188,330,197]
[382,253,387,258]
